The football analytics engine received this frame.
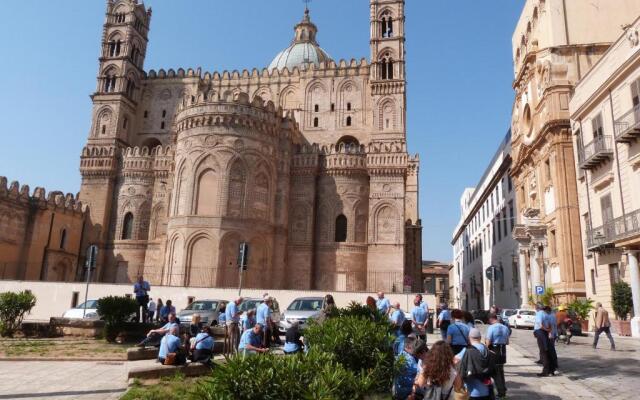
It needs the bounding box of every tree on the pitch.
[0,291,37,337]
[611,281,633,321]
[568,298,594,321]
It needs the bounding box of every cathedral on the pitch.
[74,0,422,292]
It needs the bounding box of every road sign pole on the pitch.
[237,242,247,297]
[491,267,495,309]
[82,245,97,318]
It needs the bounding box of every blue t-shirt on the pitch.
[534,310,547,330]
[160,305,175,318]
[241,314,255,331]
[394,350,418,400]
[225,301,240,323]
[447,321,470,345]
[133,281,150,297]
[393,334,406,356]
[390,309,405,327]
[456,344,491,397]
[438,309,451,321]
[161,321,179,332]
[256,303,271,325]
[412,305,427,324]
[546,312,558,338]
[376,298,391,314]
[194,332,214,350]
[487,322,510,345]
[158,334,181,359]
[420,300,429,312]
[238,329,262,352]
[283,341,301,353]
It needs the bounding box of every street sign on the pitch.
[535,285,544,295]
[237,242,249,271]
[485,265,501,281]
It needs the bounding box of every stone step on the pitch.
[126,341,225,361]
[127,355,225,381]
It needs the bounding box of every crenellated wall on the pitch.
[0,177,87,282]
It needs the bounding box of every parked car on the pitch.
[279,297,324,334]
[500,309,517,322]
[239,297,281,323]
[62,300,100,319]
[177,299,226,326]
[508,309,536,329]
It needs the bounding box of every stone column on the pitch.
[519,249,529,308]
[530,245,542,295]
[627,250,640,338]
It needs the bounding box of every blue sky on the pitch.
[0,0,523,263]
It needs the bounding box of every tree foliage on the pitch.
[611,281,633,321]
[0,290,37,337]
[96,296,138,327]
[568,298,594,321]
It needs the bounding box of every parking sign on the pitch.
[535,285,544,295]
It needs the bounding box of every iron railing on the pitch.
[578,135,614,169]
[587,208,640,249]
[614,104,640,143]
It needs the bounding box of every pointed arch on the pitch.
[251,170,271,220]
[195,169,218,215]
[378,97,397,131]
[226,159,246,217]
[94,106,114,137]
[372,203,400,244]
[354,202,368,243]
[335,214,348,242]
[121,212,134,240]
[186,232,215,287]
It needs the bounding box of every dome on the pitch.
[268,9,333,71]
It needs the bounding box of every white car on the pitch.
[508,309,536,329]
[63,300,100,319]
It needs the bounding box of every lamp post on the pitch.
[82,245,98,318]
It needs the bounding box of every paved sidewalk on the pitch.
[0,360,127,400]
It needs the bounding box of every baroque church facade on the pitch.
[78,0,421,291]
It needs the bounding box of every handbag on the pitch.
[164,352,177,365]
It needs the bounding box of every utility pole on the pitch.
[82,245,98,318]
[237,242,249,296]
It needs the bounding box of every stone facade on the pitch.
[570,16,640,336]
[77,0,421,292]
[510,0,640,304]
[421,260,451,306]
[0,177,86,281]
[451,132,521,310]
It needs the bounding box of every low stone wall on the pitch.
[0,280,437,322]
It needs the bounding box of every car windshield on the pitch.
[520,310,535,316]
[76,300,98,309]
[184,301,218,311]
[503,310,517,316]
[287,299,323,311]
[239,300,261,312]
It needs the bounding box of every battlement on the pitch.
[80,144,119,177]
[175,93,300,140]
[144,58,369,83]
[0,176,85,214]
[122,145,174,176]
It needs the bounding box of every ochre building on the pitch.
[77,0,421,291]
[510,0,640,304]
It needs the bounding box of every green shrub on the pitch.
[337,301,388,324]
[568,298,594,321]
[193,351,373,400]
[304,314,395,393]
[612,281,633,320]
[96,296,137,341]
[0,290,37,337]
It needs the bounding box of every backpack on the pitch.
[414,383,454,400]
[460,345,498,380]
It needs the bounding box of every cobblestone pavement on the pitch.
[0,360,127,400]
[505,327,640,400]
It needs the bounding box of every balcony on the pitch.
[578,135,614,170]
[587,208,640,251]
[614,105,640,143]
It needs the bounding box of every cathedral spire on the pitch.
[293,5,318,44]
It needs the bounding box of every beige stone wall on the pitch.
[0,177,86,282]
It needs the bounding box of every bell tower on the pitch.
[79,0,151,280]
[369,0,406,141]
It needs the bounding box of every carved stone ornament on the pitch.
[127,187,136,195]
[627,27,639,47]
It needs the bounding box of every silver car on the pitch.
[178,299,227,326]
[279,297,324,333]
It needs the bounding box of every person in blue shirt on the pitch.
[390,302,406,336]
[412,295,428,340]
[393,320,414,356]
[283,320,304,354]
[437,304,452,340]
[446,309,470,354]
[545,306,558,376]
[533,304,553,377]
[455,328,492,399]
[238,324,268,356]
[376,292,391,316]
[158,326,182,364]
[225,297,243,352]
[486,313,511,399]
[138,312,179,347]
[159,300,176,323]
[191,326,214,365]
[393,335,419,400]
[241,309,256,333]
[133,275,151,323]
[256,297,273,347]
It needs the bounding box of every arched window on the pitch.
[108,39,122,57]
[380,53,394,80]
[314,104,319,113]
[347,102,352,111]
[103,70,117,93]
[381,12,394,38]
[313,117,319,128]
[380,59,387,80]
[59,229,67,249]
[387,59,394,80]
[125,78,136,98]
[346,116,352,126]
[335,214,347,242]
[122,212,134,240]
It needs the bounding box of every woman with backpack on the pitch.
[410,341,462,400]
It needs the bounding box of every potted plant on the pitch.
[568,298,594,332]
[611,281,633,336]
